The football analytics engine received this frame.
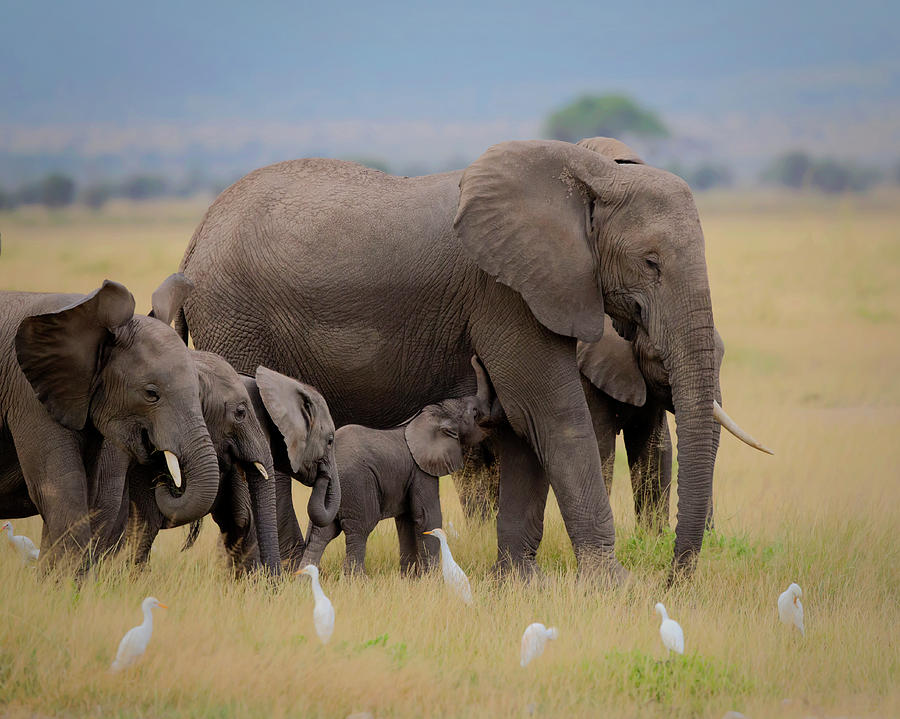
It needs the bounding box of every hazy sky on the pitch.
[1,1,897,170]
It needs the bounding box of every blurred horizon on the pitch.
[2,0,898,186]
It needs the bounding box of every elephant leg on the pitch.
[14,422,92,567]
[126,507,160,566]
[395,515,419,576]
[624,402,672,533]
[275,471,305,571]
[493,425,549,578]
[583,379,619,499]
[343,528,369,576]
[300,520,340,569]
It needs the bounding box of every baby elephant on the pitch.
[301,356,495,576]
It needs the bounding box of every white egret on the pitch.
[110,597,167,672]
[1,521,39,564]
[296,564,335,644]
[520,623,558,667]
[655,602,684,656]
[778,582,805,636]
[424,528,473,605]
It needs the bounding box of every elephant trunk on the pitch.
[667,292,721,580]
[245,459,280,575]
[306,452,340,527]
[154,419,220,525]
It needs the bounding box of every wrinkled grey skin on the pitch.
[240,367,340,572]
[577,316,725,532]
[178,136,722,579]
[108,350,279,575]
[302,356,494,575]
[0,278,220,568]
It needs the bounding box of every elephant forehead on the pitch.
[113,317,198,387]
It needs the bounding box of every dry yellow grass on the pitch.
[0,190,898,718]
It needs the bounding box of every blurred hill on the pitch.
[1,1,897,186]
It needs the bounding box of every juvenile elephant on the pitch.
[178,135,766,578]
[0,278,220,567]
[178,365,340,573]
[301,357,494,575]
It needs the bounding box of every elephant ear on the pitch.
[149,273,194,329]
[454,140,620,342]
[405,406,464,477]
[576,315,647,407]
[15,280,136,430]
[576,137,645,164]
[255,366,321,474]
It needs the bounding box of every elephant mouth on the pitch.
[139,431,186,497]
[232,458,269,483]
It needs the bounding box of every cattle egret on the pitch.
[1,521,39,564]
[110,597,166,672]
[655,602,684,656]
[520,623,558,667]
[424,528,473,605]
[778,583,805,636]
[296,564,335,644]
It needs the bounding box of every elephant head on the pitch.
[245,367,340,527]
[15,277,220,526]
[405,355,496,477]
[578,315,772,452]
[454,137,764,575]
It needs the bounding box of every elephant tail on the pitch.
[173,306,189,345]
[182,518,203,551]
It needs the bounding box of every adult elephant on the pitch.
[178,137,747,578]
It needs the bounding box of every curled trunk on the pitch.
[245,459,280,574]
[306,452,340,527]
[154,425,220,525]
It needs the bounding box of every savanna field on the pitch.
[0,190,898,718]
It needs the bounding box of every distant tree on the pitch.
[808,159,852,193]
[688,163,733,191]
[0,186,15,210]
[543,93,668,143]
[82,182,113,209]
[763,151,812,188]
[845,166,882,192]
[119,174,167,200]
[39,173,76,207]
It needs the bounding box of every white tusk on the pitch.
[253,462,269,480]
[713,401,774,455]
[164,450,183,488]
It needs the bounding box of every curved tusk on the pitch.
[252,462,269,480]
[713,401,774,455]
[164,450,183,488]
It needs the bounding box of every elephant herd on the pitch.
[0,136,769,582]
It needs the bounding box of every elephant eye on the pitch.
[645,255,660,275]
[234,404,247,422]
[327,434,334,446]
[143,386,160,404]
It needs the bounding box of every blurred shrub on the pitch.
[119,174,168,200]
[0,186,15,210]
[13,173,77,207]
[81,182,113,209]
[544,93,668,143]
[664,162,733,191]
[763,151,881,193]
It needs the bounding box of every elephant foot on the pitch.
[575,549,631,589]
[490,554,544,583]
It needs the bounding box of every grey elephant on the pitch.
[301,356,495,575]
[178,365,340,573]
[177,135,764,579]
[0,277,220,568]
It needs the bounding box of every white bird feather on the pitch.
[110,596,166,672]
[297,564,335,644]
[2,521,39,564]
[655,602,684,656]
[520,623,558,667]
[778,582,805,636]
[424,528,473,605]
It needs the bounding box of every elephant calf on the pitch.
[301,356,495,576]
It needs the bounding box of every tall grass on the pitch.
[0,191,898,717]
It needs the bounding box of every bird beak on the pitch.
[157,603,168,609]
[295,568,308,576]
[793,596,798,606]
[423,530,433,536]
